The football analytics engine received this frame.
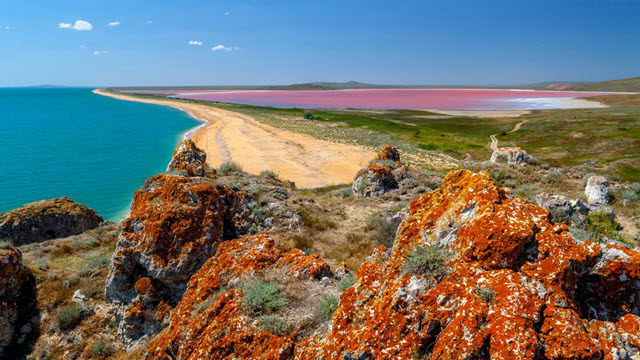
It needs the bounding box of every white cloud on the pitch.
[58,20,93,31]
[225,11,230,16]
[4,26,9,30]
[93,50,108,55]
[145,20,153,24]
[212,44,238,52]
[188,40,203,46]
[107,21,120,27]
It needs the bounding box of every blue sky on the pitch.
[1,0,639,86]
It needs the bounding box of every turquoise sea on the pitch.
[0,88,200,221]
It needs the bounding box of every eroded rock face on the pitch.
[0,197,103,246]
[296,170,640,360]
[0,248,37,358]
[585,175,610,205]
[104,173,255,347]
[145,234,332,360]
[166,139,214,177]
[490,146,531,166]
[353,146,403,197]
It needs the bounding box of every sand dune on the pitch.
[93,89,375,188]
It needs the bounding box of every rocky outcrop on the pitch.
[353,146,405,197]
[145,234,333,360]
[490,146,531,166]
[166,139,214,177]
[0,197,103,246]
[104,173,256,347]
[296,170,640,360]
[535,192,591,219]
[0,248,37,358]
[585,175,610,205]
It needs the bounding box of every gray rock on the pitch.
[490,147,531,166]
[0,197,103,246]
[585,175,610,205]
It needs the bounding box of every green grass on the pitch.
[241,279,287,315]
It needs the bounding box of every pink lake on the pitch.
[128,89,616,111]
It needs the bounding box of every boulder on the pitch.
[104,173,255,347]
[144,234,333,360]
[166,139,214,177]
[353,146,406,197]
[0,248,37,358]
[296,170,640,360]
[0,197,103,246]
[585,175,610,205]
[352,164,398,198]
[490,146,531,166]
[376,145,400,163]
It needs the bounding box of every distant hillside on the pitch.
[541,77,640,92]
[263,81,383,90]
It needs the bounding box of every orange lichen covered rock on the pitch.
[0,248,37,358]
[352,164,398,198]
[166,139,214,177]
[296,170,640,360]
[377,145,400,163]
[104,173,255,346]
[145,234,331,360]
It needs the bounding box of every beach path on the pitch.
[93,90,375,188]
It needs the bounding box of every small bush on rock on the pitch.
[242,279,287,315]
[404,244,453,278]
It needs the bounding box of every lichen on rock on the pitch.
[0,197,103,246]
[0,248,37,358]
[166,139,214,177]
[296,170,640,360]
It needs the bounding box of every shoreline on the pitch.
[92,89,376,188]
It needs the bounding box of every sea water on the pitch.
[0,88,199,221]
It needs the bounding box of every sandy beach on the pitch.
[93,89,375,188]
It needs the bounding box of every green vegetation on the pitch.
[299,207,337,231]
[219,161,244,175]
[258,315,288,335]
[242,279,287,315]
[365,213,400,247]
[303,111,323,120]
[259,170,278,180]
[337,274,356,292]
[57,303,86,330]
[316,295,339,322]
[473,285,497,303]
[404,244,453,277]
[584,211,626,244]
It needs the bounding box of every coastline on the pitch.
[93,89,375,188]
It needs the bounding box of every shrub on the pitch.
[258,315,288,335]
[219,161,243,174]
[303,111,322,120]
[585,211,625,243]
[473,285,496,303]
[292,234,314,252]
[404,244,453,277]
[0,240,12,249]
[299,208,336,231]
[338,187,354,199]
[91,341,105,357]
[630,182,640,193]
[88,255,111,267]
[57,303,86,330]
[366,214,399,247]
[620,189,639,203]
[316,295,339,322]
[542,171,563,185]
[337,274,356,292]
[242,279,287,315]
[260,170,278,180]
